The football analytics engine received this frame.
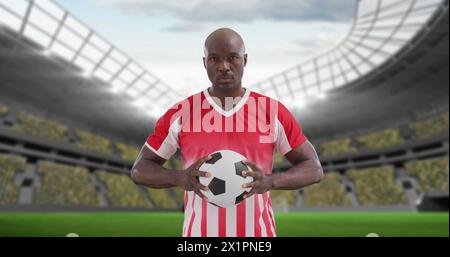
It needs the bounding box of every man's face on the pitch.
[203,36,247,90]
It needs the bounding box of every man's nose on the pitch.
[218,61,230,72]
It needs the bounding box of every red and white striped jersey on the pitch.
[144,88,307,237]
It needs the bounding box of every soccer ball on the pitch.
[199,150,254,208]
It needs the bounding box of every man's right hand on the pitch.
[175,155,212,199]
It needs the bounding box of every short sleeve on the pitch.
[145,107,181,160]
[275,102,308,155]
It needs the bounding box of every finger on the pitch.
[194,180,209,192]
[194,189,208,200]
[241,170,260,179]
[242,181,256,189]
[191,170,211,178]
[241,160,259,172]
[194,155,213,170]
[243,191,255,199]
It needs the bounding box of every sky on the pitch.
[55,0,354,96]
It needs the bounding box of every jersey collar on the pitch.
[203,87,251,117]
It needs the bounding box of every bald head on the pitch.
[203,28,248,91]
[204,28,246,57]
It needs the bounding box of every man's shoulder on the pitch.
[248,90,280,103]
[247,90,296,118]
[248,90,287,112]
[167,90,204,109]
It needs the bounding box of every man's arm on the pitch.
[130,145,178,188]
[242,140,323,197]
[274,140,323,189]
[131,145,211,198]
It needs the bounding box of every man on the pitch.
[131,28,323,237]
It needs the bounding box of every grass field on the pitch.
[0,212,448,237]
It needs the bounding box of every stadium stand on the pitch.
[409,112,449,140]
[11,113,69,143]
[162,161,171,169]
[158,157,184,208]
[315,112,449,157]
[0,154,26,204]
[270,190,297,209]
[0,104,8,118]
[356,128,405,150]
[36,161,101,206]
[2,105,139,161]
[302,172,352,207]
[96,171,150,208]
[173,158,183,170]
[405,157,449,193]
[75,130,114,156]
[171,187,184,208]
[347,166,407,206]
[4,104,443,167]
[0,104,447,211]
[116,143,139,161]
[147,188,178,209]
[319,138,358,157]
[273,150,286,167]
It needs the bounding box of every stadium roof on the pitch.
[251,0,446,109]
[0,0,448,144]
[1,0,445,114]
[0,0,181,116]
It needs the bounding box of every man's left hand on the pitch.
[241,160,273,199]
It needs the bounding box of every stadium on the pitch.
[0,0,448,237]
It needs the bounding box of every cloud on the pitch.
[293,34,345,49]
[107,0,355,23]
[163,21,206,32]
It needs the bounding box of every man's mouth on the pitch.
[216,76,234,82]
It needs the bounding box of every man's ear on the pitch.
[203,57,207,69]
[243,54,248,67]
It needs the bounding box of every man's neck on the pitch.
[208,85,246,111]
[209,85,245,98]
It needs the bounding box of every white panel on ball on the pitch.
[199,150,254,208]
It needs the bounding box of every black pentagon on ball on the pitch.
[235,191,247,204]
[234,161,249,178]
[208,202,221,208]
[206,152,222,164]
[208,177,225,195]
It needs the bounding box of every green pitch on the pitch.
[0,212,447,237]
